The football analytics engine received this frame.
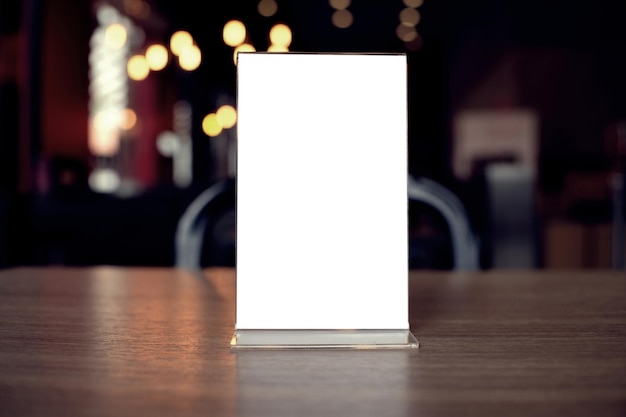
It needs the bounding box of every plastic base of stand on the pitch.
[230,329,419,350]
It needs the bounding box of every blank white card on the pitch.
[236,53,408,330]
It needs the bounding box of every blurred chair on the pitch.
[175,178,235,270]
[175,176,479,271]
[408,176,479,271]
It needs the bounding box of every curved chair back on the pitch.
[175,176,480,271]
[175,179,232,270]
[408,176,479,271]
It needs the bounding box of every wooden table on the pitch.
[1,267,625,417]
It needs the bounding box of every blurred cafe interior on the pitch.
[1,0,625,270]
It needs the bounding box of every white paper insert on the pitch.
[236,53,408,330]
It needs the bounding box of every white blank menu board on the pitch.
[236,53,408,330]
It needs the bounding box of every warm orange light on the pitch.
[127,54,150,80]
[268,44,289,52]
[258,0,278,17]
[233,43,256,65]
[403,0,424,8]
[178,44,201,71]
[331,9,353,28]
[89,111,121,156]
[329,0,351,10]
[269,24,292,47]
[124,0,150,18]
[145,44,168,70]
[120,108,137,130]
[170,30,193,56]
[396,24,418,42]
[223,20,246,47]
[202,113,223,137]
[104,23,127,49]
[399,7,421,27]
[217,105,237,129]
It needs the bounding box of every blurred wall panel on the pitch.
[41,0,90,160]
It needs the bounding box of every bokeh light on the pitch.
[178,44,201,71]
[203,113,223,137]
[120,108,137,130]
[145,43,168,70]
[89,110,121,156]
[96,4,119,26]
[403,0,424,7]
[268,44,289,52]
[233,43,256,65]
[329,0,351,10]
[399,8,421,26]
[104,23,127,49]
[223,20,246,47]
[170,30,193,56]
[89,168,120,193]
[332,9,353,28]
[127,54,150,80]
[156,131,181,156]
[396,24,418,42]
[124,0,150,19]
[217,105,237,129]
[258,0,278,17]
[269,23,292,47]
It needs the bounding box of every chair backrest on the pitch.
[175,179,233,270]
[175,176,480,271]
[408,176,480,271]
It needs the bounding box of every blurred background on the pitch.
[1,0,625,269]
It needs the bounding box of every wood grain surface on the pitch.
[0,267,625,417]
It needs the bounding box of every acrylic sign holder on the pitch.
[233,52,418,350]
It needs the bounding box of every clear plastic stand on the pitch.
[231,329,419,350]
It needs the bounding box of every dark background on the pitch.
[1,0,625,268]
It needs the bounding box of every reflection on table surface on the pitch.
[0,266,625,417]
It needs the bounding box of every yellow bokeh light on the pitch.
[396,24,418,42]
[331,9,353,28]
[399,7,421,27]
[145,44,168,71]
[223,20,246,47]
[233,43,256,65]
[258,0,278,17]
[269,24,292,47]
[329,0,351,10]
[170,30,193,56]
[403,0,424,8]
[120,108,137,130]
[268,44,289,52]
[203,113,223,137]
[127,54,150,80]
[104,23,127,49]
[217,105,237,129]
[178,44,201,71]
